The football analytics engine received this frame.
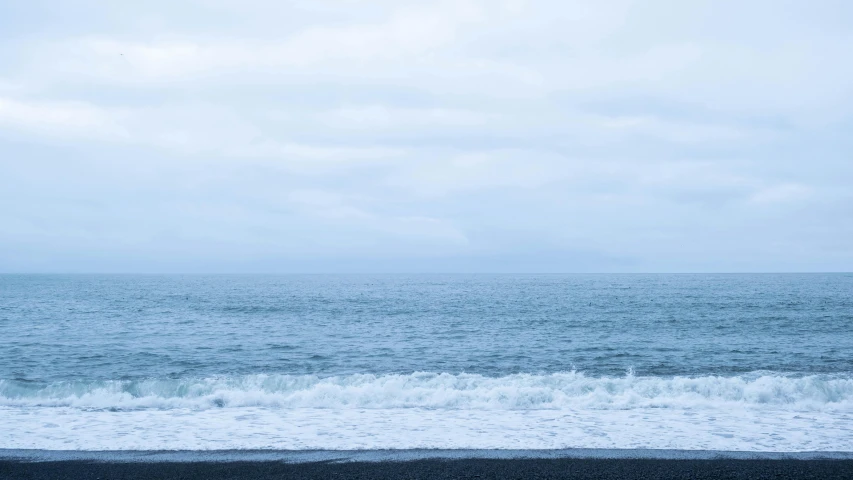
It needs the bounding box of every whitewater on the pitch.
[2,274,852,451]
[3,372,853,411]
[2,371,852,451]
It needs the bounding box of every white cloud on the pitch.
[0,97,404,171]
[320,105,494,130]
[0,97,127,139]
[35,1,488,83]
[287,189,469,244]
[13,1,850,120]
[386,149,574,197]
[591,115,750,143]
[0,79,25,95]
[1,0,851,271]
[749,184,813,205]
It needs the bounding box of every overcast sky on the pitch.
[1,0,851,273]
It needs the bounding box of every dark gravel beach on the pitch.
[3,458,853,480]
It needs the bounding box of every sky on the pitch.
[0,0,852,273]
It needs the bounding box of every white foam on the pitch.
[2,372,852,411]
[2,372,852,451]
[2,406,852,451]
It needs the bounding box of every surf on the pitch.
[2,371,852,411]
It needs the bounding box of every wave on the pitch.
[1,372,852,411]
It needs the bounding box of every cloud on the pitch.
[590,115,750,143]
[287,188,468,244]
[0,97,126,139]
[29,1,487,83]
[386,149,574,196]
[0,0,851,271]
[320,105,494,130]
[0,97,404,172]
[749,184,812,205]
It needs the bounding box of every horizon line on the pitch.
[1,271,851,275]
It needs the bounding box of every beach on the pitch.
[4,450,853,480]
[4,457,853,480]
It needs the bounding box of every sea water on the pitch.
[1,274,852,451]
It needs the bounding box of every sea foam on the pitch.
[4,372,853,451]
[2,372,852,411]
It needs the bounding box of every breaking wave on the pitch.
[2,372,852,411]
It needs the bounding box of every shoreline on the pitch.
[3,456,853,480]
[4,448,853,463]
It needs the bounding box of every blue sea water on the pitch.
[1,274,852,451]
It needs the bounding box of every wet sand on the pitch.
[3,457,853,479]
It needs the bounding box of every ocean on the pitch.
[1,273,852,451]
